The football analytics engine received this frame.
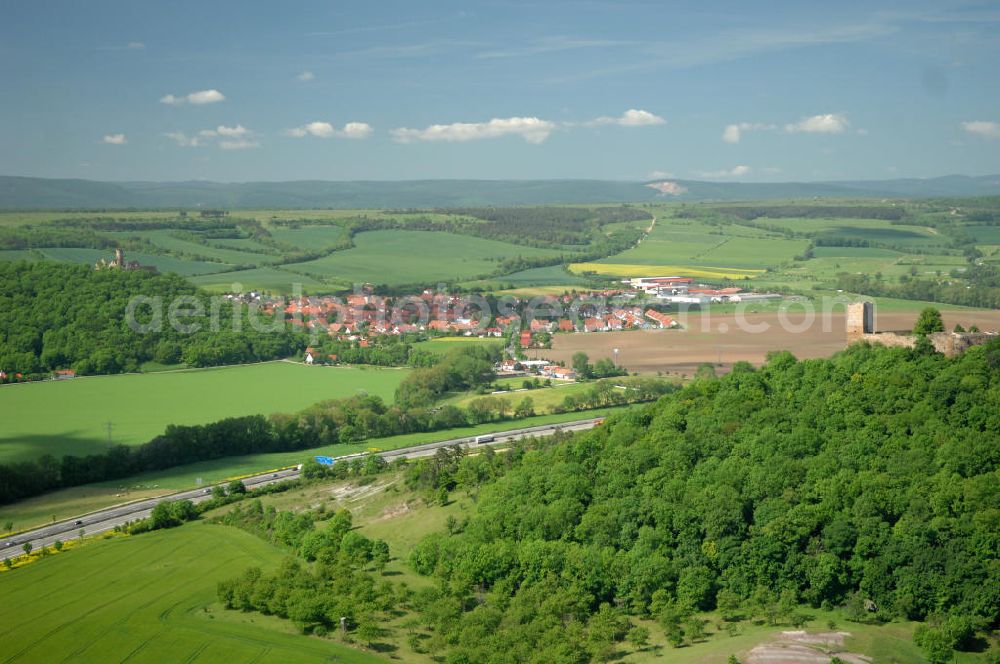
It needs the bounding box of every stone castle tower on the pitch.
[846,302,874,342]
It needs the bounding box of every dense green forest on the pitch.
[0,261,304,375]
[221,341,1000,662]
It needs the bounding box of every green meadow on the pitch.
[0,362,409,463]
[0,523,383,663]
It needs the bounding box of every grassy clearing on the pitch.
[0,363,409,463]
[283,230,565,286]
[443,380,594,412]
[617,612,929,663]
[411,337,505,356]
[0,522,382,663]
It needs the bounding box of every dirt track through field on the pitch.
[548,310,1000,375]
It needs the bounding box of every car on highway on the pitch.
[75,520,83,525]
[272,473,278,478]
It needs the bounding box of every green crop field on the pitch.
[967,225,1000,243]
[810,245,903,258]
[590,217,808,271]
[269,223,350,250]
[0,523,382,663]
[205,237,277,253]
[462,264,591,293]
[0,249,40,261]
[189,265,327,293]
[283,229,566,286]
[117,230,281,265]
[0,363,409,463]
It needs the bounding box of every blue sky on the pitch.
[2,0,999,182]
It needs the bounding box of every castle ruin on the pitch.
[846,301,996,357]
[95,248,156,273]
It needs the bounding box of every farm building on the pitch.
[644,310,678,329]
[543,365,577,380]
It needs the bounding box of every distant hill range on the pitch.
[1,174,998,209]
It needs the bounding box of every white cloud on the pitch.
[102,133,127,145]
[391,117,556,144]
[219,139,260,150]
[301,121,335,138]
[587,108,665,127]
[617,109,665,126]
[721,122,775,143]
[722,124,742,144]
[296,71,315,81]
[785,113,848,133]
[165,131,201,147]
[647,170,675,179]
[160,89,226,105]
[216,124,249,137]
[188,89,225,104]
[697,165,751,178]
[167,125,257,149]
[285,121,373,139]
[962,120,1000,139]
[476,37,632,60]
[340,122,373,139]
[127,42,145,50]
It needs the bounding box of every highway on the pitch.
[0,416,602,561]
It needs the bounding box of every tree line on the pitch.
[836,268,1000,309]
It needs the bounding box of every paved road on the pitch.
[0,417,602,560]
